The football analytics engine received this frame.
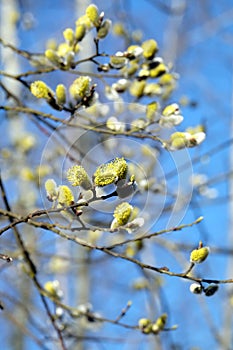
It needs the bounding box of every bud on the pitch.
[44,280,63,299]
[67,165,92,190]
[190,283,202,294]
[93,157,127,187]
[69,76,91,99]
[137,68,150,79]
[171,138,186,150]
[97,63,110,72]
[138,318,152,334]
[122,62,139,77]
[112,202,133,227]
[159,103,183,127]
[57,42,73,57]
[190,246,210,264]
[30,80,51,99]
[75,24,86,41]
[159,72,177,85]
[56,84,66,105]
[152,314,167,334]
[45,179,58,202]
[97,19,111,39]
[186,131,206,147]
[85,4,99,25]
[75,14,92,30]
[65,51,75,68]
[144,83,162,96]
[150,62,167,78]
[126,45,143,59]
[204,284,218,297]
[57,185,74,205]
[63,28,74,45]
[162,103,179,116]
[131,118,146,131]
[112,79,129,93]
[106,116,125,132]
[146,101,159,121]
[123,217,144,233]
[109,52,127,69]
[129,80,146,98]
[142,39,158,59]
[45,49,61,65]
[196,216,204,223]
[170,132,188,150]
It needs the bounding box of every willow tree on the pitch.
[0,2,226,350]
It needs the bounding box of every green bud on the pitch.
[110,53,127,69]
[162,103,180,116]
[56,84,66,105]
[75,24,86,41]
[126,45,143,59]
[152,314,167,334]
[129,80,146,98]
[171,137,187,150]
[85,4,99,25]
[63,28,74,45]
[45,49,61,65]
[138,318,151,328]
[97,19,111,39]
[144,83,162,96]
[190,246,210,264]
[142,39,158,59]
[76,14,92,30]
[150,63,167,78]
[146,101,159,120]
[138,318,153,334]
[57,185,74,205]
[159,73,177,85]
[45,179,58,201]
